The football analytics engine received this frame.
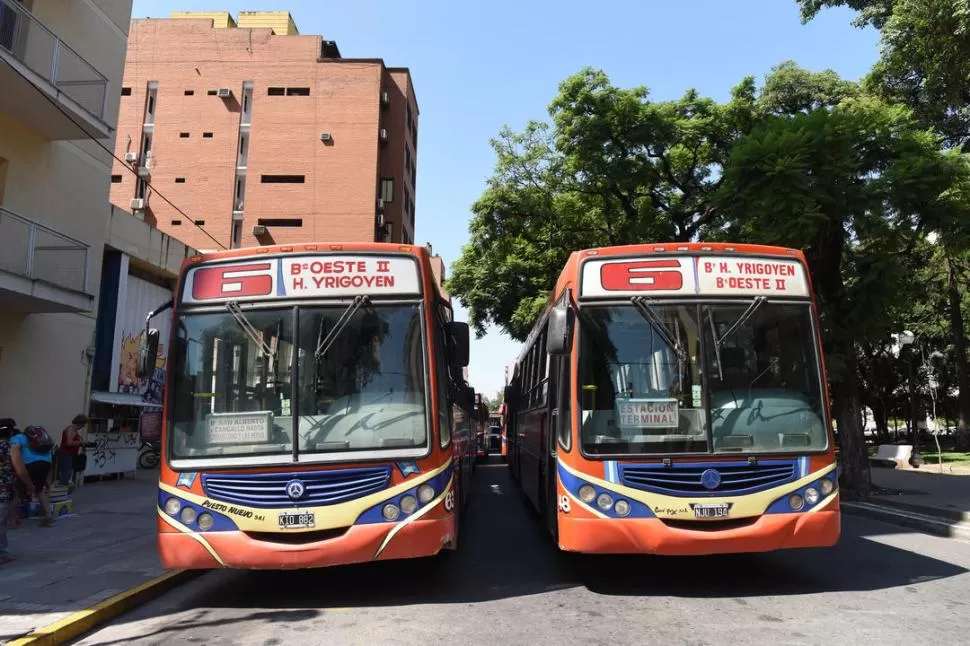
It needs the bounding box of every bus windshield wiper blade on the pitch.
[705,306,723,382]
[714,296,767,347]
[226,301,276,357]
[630,296,687,363]
[315,295,370,359]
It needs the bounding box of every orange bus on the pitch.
[504,243,840,555]
[137,243,475,569]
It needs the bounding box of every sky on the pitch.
[131,0,881,400]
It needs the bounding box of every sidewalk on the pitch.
[0,472,166,644]
[843,464,970,540]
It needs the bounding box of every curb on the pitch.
[6,570,195,646]
[842,501,970,542]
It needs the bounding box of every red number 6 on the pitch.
[191,263,273,300]
[600,259,684,291]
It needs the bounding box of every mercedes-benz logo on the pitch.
[285,479,306,500]
[700,468,722,491]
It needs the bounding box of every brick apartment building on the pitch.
[109,11,418,251]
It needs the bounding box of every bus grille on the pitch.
[619,460,796,496]
[201,466,392,508]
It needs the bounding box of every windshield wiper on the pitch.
[705,306,724,382]
[630,296,687,363]
[226,301,277,357]
[315,295,370,359]
[713,296,767,347]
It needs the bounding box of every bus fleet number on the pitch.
[600,259,685,292]
[191,263,274,300]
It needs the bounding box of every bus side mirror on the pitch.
[546,304,573,355]
[448,321,470,368]
[139,328,160,379]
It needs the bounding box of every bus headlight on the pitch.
[788,493,804,511]
[579,485,596,503]
[164,498,181,516]
[382,503,401,521]
[417,484,435,504]
[596,493,614,511]
[197,513,214,531]
[180,506,197,525]
[804,487,820,506]
[400,495,418,515]
[820,478,835,496]
[614,500,631,516]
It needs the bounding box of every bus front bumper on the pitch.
[158,515,456,570]
[557,501,840,556]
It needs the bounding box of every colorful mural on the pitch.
[118,330,166,404]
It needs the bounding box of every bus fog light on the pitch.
[180,506,197,525]
[820,478,835,496]
[788,494,804,511]
[400,495,418,514]
[579,485,596,503]
[382,503,401,521]
[804,487,820,506]
[596,493,614,511]
[197,513,214,531]
[417,484,435,504]
[614,500,631,516]
[164,498,181,516]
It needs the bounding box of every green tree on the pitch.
[449,69,757,340]
[799,0,970,448]
[716,95,970,493]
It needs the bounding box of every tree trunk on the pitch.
[946,255,970,451]
[832,350,871,498]
[872,398,889,442]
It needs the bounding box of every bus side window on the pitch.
[434,318,451,447]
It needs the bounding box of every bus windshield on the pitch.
[578,301,827,456]
[168,303,428,462]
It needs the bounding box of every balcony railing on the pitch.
[0,0,108,122]
[0,206,89,294]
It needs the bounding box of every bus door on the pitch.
[543,353,569,537]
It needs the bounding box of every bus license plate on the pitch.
[278,511,315,530]
[692,503,730,519]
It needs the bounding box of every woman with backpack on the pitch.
[9,425,55,527]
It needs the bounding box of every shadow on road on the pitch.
[144,456,969,615]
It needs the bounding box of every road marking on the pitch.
[7,570,195,646]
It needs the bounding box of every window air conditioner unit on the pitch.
[381,91,390,106]
[124,152,138,162]
[252,224,267,236]
[137,165,150,177]
[320,132,333,142]
[379,128,388,143]
[376,212,385,228]
[376,198,385,211]
[217,88,232,98]
[130,198,145,210]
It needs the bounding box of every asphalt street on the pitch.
[72,458,970,646]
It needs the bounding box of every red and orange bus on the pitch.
[138,243,475,569]
[504,242,840,555]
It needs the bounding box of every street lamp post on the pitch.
[897,331,923,468]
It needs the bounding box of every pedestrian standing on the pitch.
[57,415,87,487]
[9,426,55,527]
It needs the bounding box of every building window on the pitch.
[179,132,190,138]
[144,82,158,125]
[261,175,305,184]
[231,220,242,248]
[267,87,285,96]
[404,187,410,214]
[286,87,310,96]
[171,220,182,226]
[202,132,213,138]
[110,174,123,183]
[241,82,254,124]
[121,87,132,96]
[257,218,303,227]
[175,177,186,183]
[184,90,194,96]
[207,90,218,96]
[194,220,206,226]
[381,178,394,203]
